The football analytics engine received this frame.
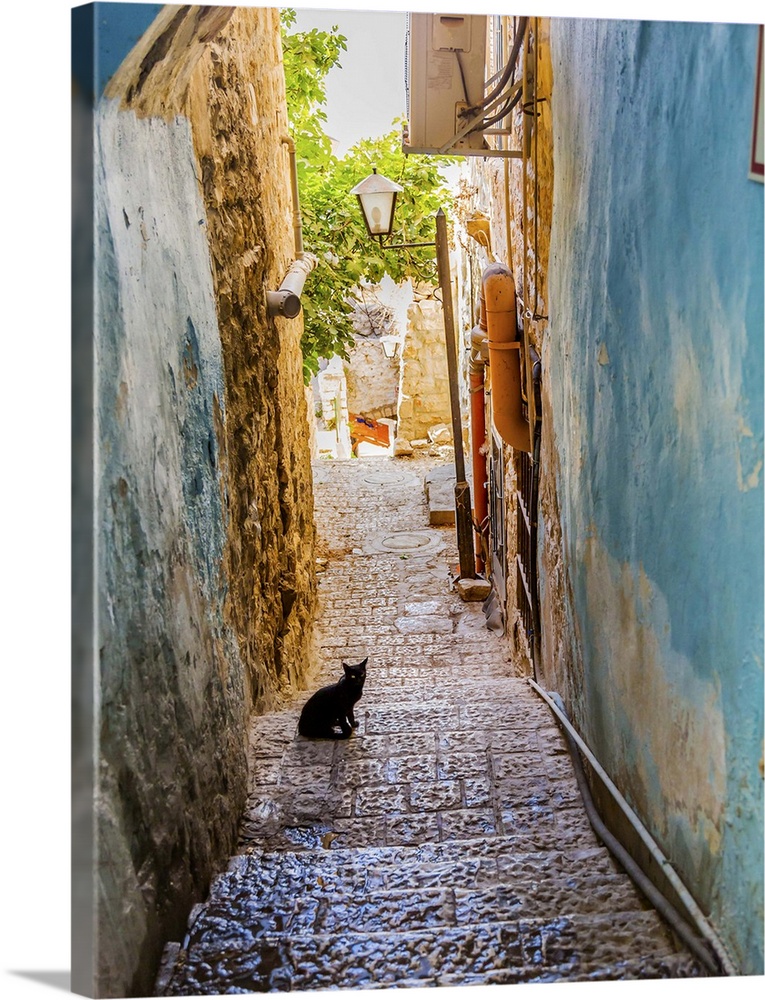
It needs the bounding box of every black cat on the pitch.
[298,658,368,739]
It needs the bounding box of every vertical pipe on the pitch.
[483,263,529,451]
[521,21,531,337]
[435,208,476,579]
[281,136,303,256]
[504,157,512,263]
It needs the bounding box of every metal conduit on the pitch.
[528,678,737,976]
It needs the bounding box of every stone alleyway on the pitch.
[157,457,705,994]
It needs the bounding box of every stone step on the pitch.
[214,840,635,899]
[247,695,560,751]
[228,836,623,875]
[196,868,650,939]
[161,909,700,994]
[231,837,624,880]
[360,677,539,699]
[251,683,554,728]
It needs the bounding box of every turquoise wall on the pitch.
[547,18,763,973]
[72,2,163,99]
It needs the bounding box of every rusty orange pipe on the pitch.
[483,262,531,453]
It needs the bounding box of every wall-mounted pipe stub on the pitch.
[266,252,318,319]
[482,262,531,452]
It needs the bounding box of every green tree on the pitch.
[281,10,458,380]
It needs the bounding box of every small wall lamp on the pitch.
[350,168,404,242]
[379,334,399,360]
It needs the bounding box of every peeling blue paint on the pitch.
[548,18,763,973]
[74,2,164,98]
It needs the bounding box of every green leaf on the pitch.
[281,12,460,383]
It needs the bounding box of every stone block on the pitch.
[436,753,491,781]
[456,577,492,602]
[394,614,454,635]
[385,754,438,783]
[424,463,457,525]
[438,809,498,841]
[354,784,410,816]
[385,812,441,846]
[428,422,452,444]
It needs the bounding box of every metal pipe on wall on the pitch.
[266,254,318,318]
[281,135,304,256]
[469,360,487,574]
[529,679,736,976]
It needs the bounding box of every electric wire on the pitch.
[478,84,523,130]
[461,15,528,116]
[454,16,528,141]
[454,49,470,105]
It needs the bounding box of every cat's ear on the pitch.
[359,657,368,669]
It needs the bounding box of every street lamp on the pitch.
[351,170,479,585]
[350,168,403,242]
[379,334,399,360]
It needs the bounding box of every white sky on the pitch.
[293,7,408,155]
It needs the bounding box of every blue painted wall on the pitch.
[72,2,163,99]
[547,18,763,973]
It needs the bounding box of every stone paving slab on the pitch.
[158,458,707,993]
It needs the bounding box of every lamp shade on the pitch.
[350,169,404,238]
[379,334,399,359]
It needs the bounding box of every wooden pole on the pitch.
[435,209,476,579]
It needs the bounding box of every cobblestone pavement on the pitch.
[158,457,704,994]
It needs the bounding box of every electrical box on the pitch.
[404,12,489,155]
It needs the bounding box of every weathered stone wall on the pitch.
[398,291,453,442]
[93,6,316,996]
[345,282,407,421]
[453,17,553,664]
[183,8,317,708]
[344,338,399,418]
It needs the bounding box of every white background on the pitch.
[1,1,760,998]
